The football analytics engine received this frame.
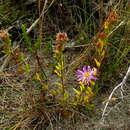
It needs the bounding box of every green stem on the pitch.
[60,54,65,101]
[35,51,48,83]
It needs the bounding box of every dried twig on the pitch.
[101,65,130,123]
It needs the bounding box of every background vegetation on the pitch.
[0,0,130,129]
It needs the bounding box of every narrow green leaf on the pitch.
[54,70,61,77]
[73,88,80,95]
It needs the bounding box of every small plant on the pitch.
[0,29,12,54]
[72,12,119,108]
[95,12,118,69]
[73,66,97,107]
[53,32,69,103]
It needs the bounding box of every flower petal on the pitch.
[83,66,87,72]
[77,70,84,74]
[90,75,97,80]
[76,65,97,85]
[87,66,91,72]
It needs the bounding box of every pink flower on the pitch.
[76,66,97,85]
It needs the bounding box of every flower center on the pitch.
[85,72,90,78]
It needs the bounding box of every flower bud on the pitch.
[56,32,68,43]
[98,32,106,40]
[107,12,118,22]
[95,42,101,47]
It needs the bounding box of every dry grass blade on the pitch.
[10,118,30,130]
[66,43,94,77]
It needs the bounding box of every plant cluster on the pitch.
[1,12,119,109]
[0,1,129,128]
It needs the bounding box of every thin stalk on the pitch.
[35,52,47,82]
[60,54,65,101]
[99,0,103,24]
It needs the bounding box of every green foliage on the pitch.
[44,40,53,53]
[0,0,28,28]
[22,62,30,72]
[34,37,42,50]
[22,24,42,53]
[22,24,33,53]
[100,18,130,87]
